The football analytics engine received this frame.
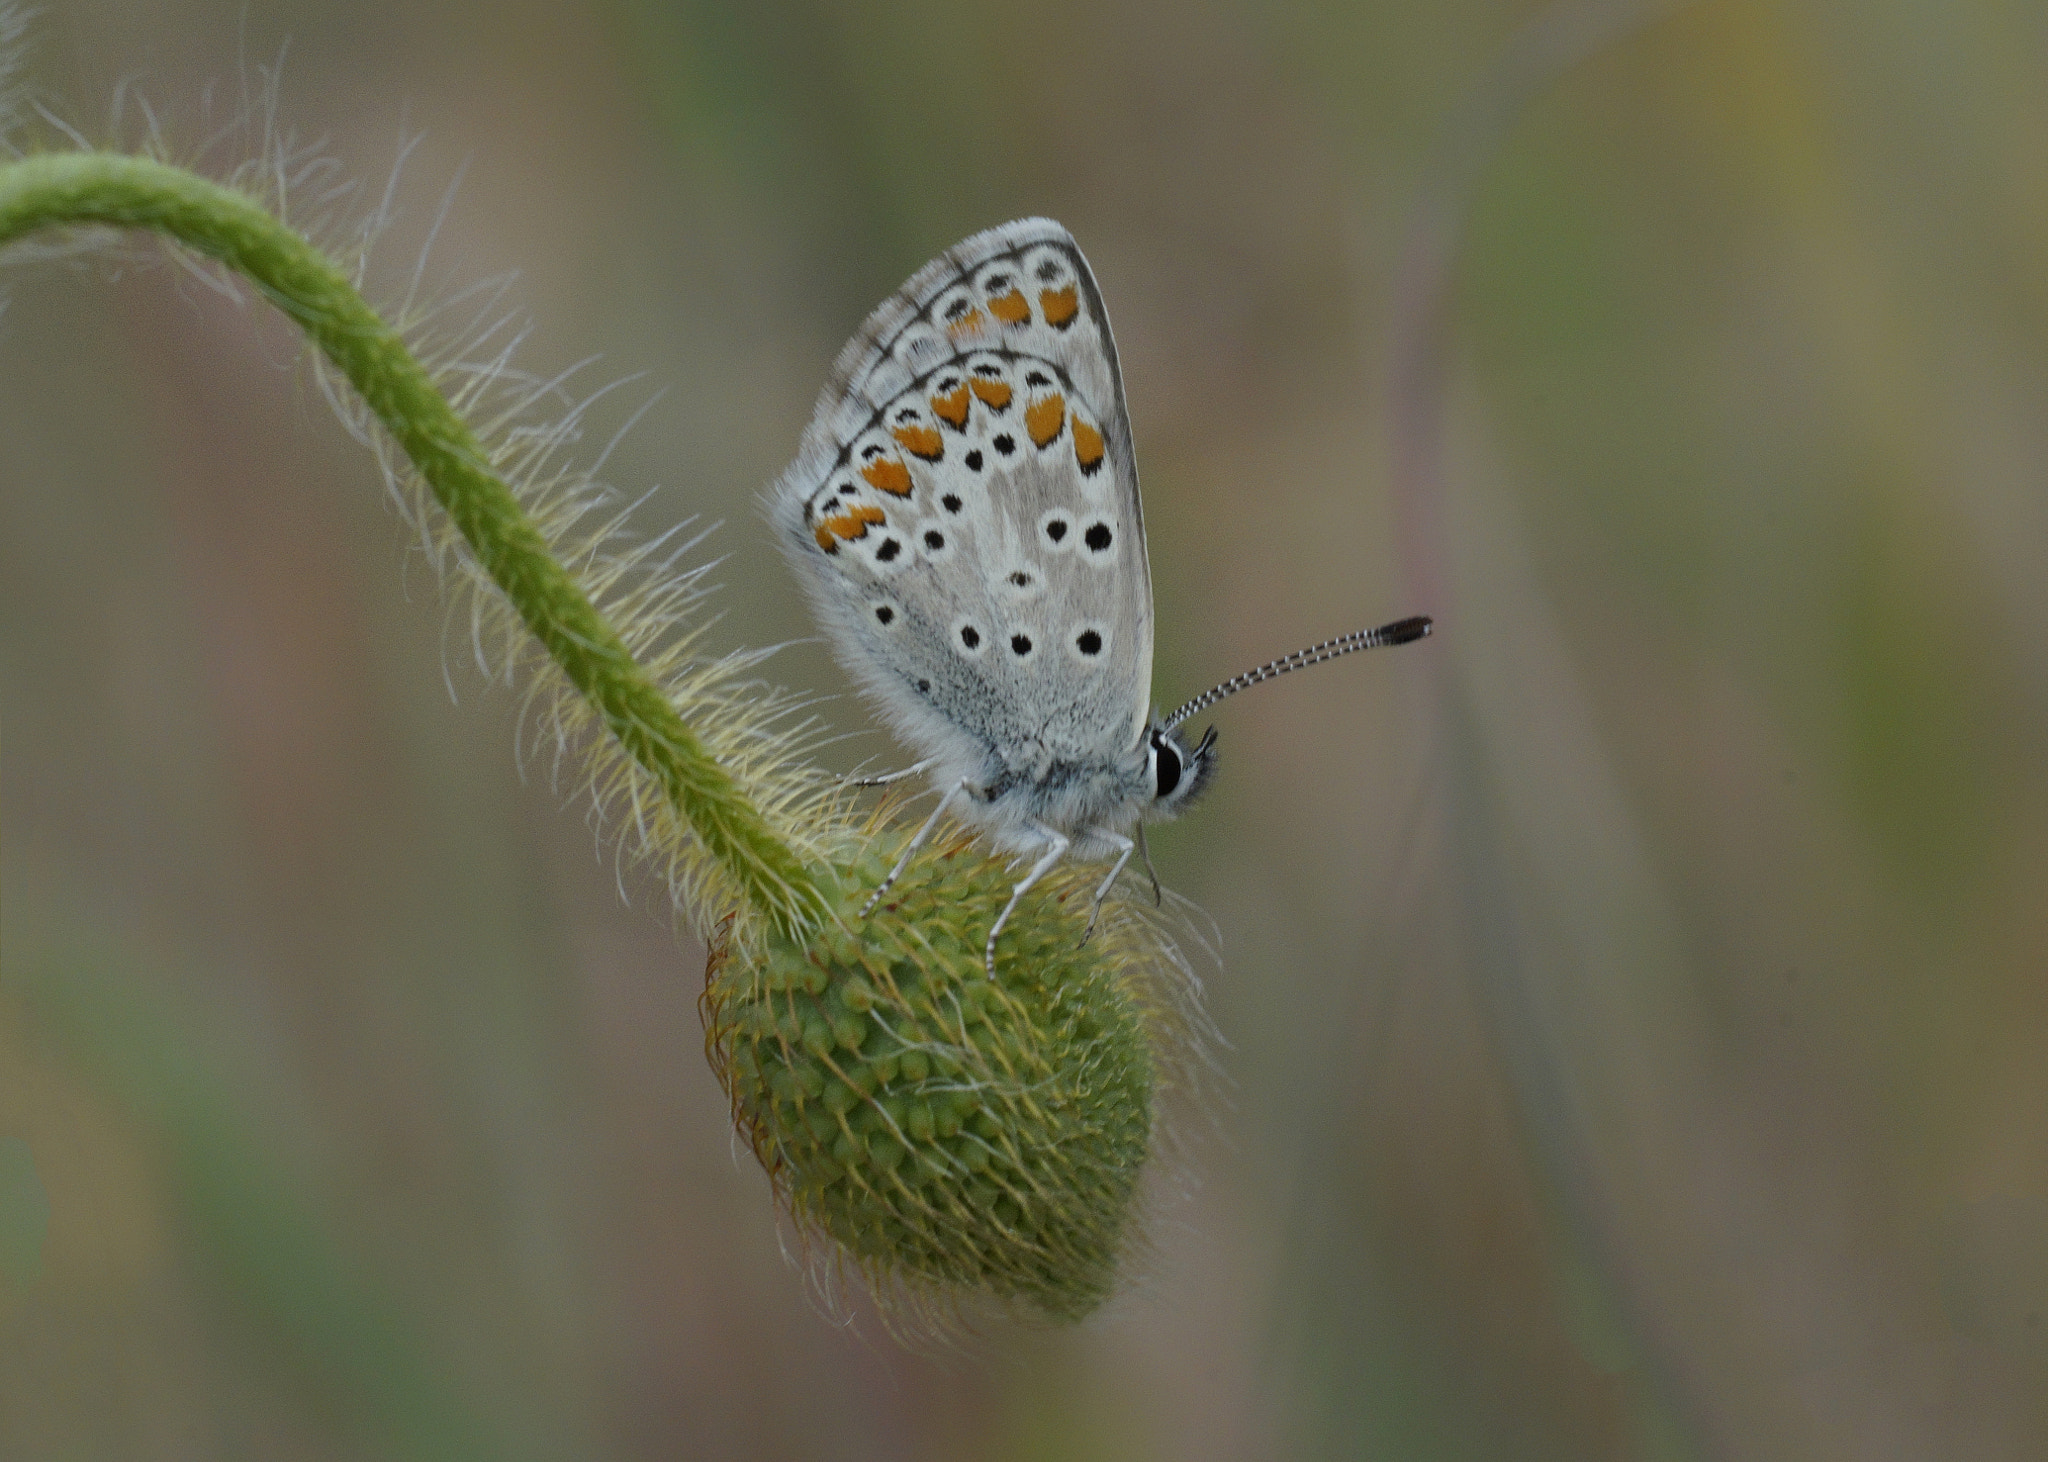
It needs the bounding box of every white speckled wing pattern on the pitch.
[772,219,1153,810]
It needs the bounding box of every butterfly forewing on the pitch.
[774,219,1154,784]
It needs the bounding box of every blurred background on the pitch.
[5,0,2047,1456]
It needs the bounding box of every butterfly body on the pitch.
[772,219,1213,881]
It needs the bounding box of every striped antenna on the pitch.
[1160,615,1433,731]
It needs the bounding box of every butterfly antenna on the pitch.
[1161,615,1433,731]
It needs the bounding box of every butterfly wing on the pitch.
[772,219,1154,793]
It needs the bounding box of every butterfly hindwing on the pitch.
[774,219,1153,785]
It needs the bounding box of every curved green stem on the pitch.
[0,151,826,932]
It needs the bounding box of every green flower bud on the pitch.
[703,828,1198,1323]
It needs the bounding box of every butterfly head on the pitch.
[1144,721,1217,821]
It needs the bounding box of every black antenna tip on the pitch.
[1385,615,1433,645]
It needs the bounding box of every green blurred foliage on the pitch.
[5,0,2047,1457]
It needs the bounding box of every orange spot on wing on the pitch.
[988,289,1030,324]
[1025,392,1066,448]
[1040,285,1079,328]
[931,384,970,429]
[945,306,987,338]
[1072,417,1105,473]
[860,458,914,496]
[969,378,1013,411]
[818,502,886,548]
[892,424,944,460]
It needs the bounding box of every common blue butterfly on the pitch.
[773,219,1429,971]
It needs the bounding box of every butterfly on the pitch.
[772,219,1429,972]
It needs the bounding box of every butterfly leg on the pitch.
[1135,825,1163,907]
[861,777,970,917]
[985,822,1070,977]
[844,757,935,789]
[1078,832,1135,946]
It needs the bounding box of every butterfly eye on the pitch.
[1151,732,1183,800]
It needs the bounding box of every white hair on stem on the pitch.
[0,32,867,928]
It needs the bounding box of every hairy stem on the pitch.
[0,151,826,931]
